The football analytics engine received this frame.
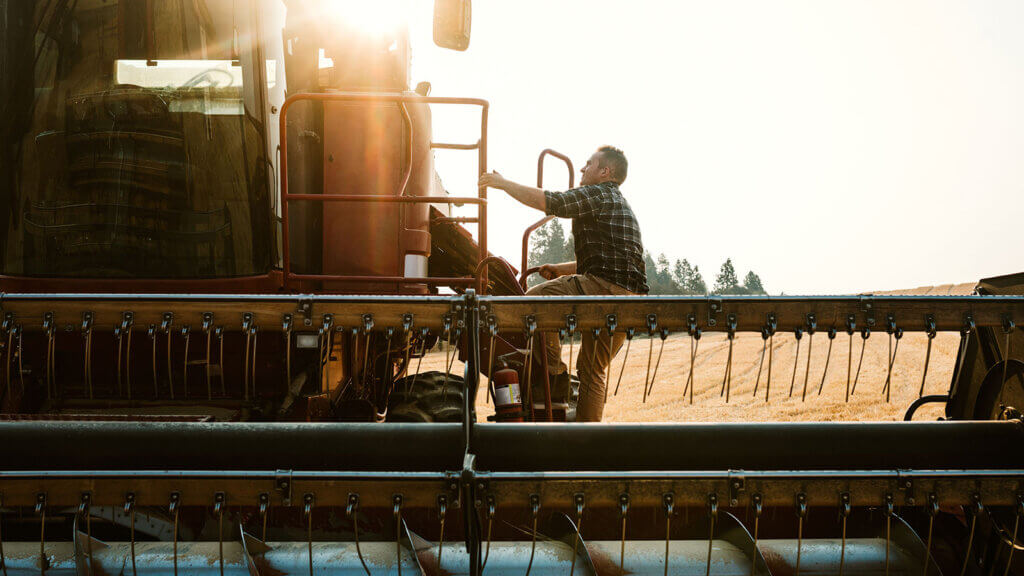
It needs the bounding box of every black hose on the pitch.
[903,395,949,421]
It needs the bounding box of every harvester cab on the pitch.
[0,0,500,419]
[0,2,1023,576]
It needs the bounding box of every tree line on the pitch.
[527,220,766,295]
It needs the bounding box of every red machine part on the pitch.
[320,96,430,293]
[491,363,524,423]
[277,92,490,293]
[519,148,574,290]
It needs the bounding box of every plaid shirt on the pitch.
[544,181,649,294]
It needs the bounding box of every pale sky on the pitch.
[400,1,1024,294]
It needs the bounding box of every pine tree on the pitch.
[527,223,550,269]
[644,251,658,291]
[554,221,574,263]
[672,259,707,294]
[713,258,741,294]
[527,220,576,287]
[743,271,766,295]
[644,252,665,294]
[643,253,684,294]
[672,259,693,294]
[528,220,571,269]
[554,220,574,263]
[689,266,707,294]
[656,253,677,293]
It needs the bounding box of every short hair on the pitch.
[596,145,628,184]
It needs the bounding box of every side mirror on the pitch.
[433,0,471,51]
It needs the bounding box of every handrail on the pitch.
[285,195,486,205]
[520,149,574,290]
[473,256,523,295]
[521,266,543,286]
[278,92,489,290]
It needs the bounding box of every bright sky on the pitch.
[400,0,1024,295]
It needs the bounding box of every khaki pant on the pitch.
[525,273,637,422]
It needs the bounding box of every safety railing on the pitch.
[278,92,489,290]
[519,149,574,290]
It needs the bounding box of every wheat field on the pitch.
[420,283,974,422]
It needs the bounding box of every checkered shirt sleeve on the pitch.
[543,185,607,219]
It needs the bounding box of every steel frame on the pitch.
[0,291,1022,576]
[3,292,1019,334]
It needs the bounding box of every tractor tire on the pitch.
[386,371,466,423]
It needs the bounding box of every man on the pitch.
[479,146,648,421]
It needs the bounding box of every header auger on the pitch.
[0,420,1022,576]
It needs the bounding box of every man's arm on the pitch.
[478,172,546,212]
[539,261,576,280]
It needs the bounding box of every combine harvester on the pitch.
[0,1,1021,575]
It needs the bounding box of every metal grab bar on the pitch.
[474,256,524,295]
[278,92,489,290]
[431,142,478,150]
[520,149,574,290]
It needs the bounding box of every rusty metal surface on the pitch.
[0,469,1018,510]
[0,293,461,331]
[1,292,1019,345]
[477,471,1023,509]
[0,272,286,295]
[0,474,453,508]
[479,294,1024,332]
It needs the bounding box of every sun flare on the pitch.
[320,0,413,36]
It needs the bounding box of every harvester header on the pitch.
[1,0,1022,574]
[0,290,1021,575]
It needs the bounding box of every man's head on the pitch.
[580,146,628,186]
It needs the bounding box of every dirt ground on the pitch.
[419,283,975,423]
